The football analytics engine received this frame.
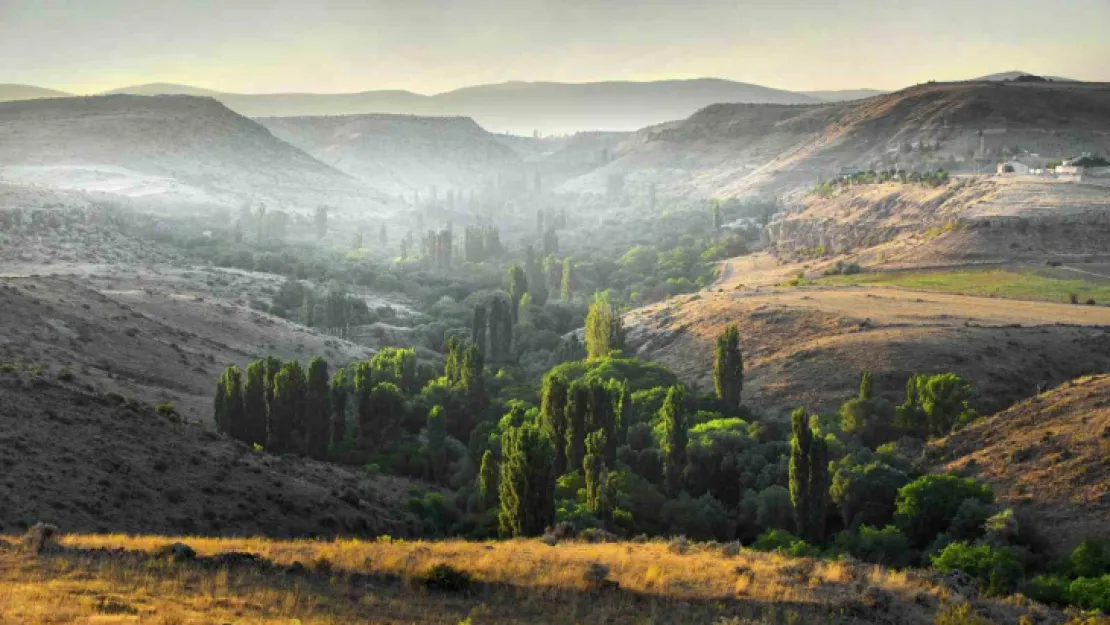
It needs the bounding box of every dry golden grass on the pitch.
[0,533,1066,624]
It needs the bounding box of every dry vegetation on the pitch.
[0,532,1073,624]
[934,375,1110,555]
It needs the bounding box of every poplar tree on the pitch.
[498,422,556,537]
[584,292,624,359]
[584,430,610,520]
[268,361,306,454]
[524,244,548,306]
[427,405,447,483]
[242,360,269,447]
[586,379,617,464]
[471,303,487,356]
[790,407,829,544]
[365,382,404,450]
[560,257,573,301]
[488,295,513,361]
[304,357,330,459]
[612,378,631,447]
[330,366,348,446]
[713,325,744,415]
[859,371,873,401]
[539,373,569,475]
[507,264,528,324]
[353,361,374,450]
[478,449,499,511]
[712,199,722,231]
[214,365,244,438]
[461,342,487,410]
[661,385,687,495]
[564,380,589,471]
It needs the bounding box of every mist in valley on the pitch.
[2,2,1110,624]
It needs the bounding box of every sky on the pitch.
[2,0,1108,95]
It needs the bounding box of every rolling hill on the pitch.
[0,94,379,211]
[560,80,1110,199]
[259,114,524,195]
[933,375,1110,555]
[0,84,72,101]
[104,78,820,134]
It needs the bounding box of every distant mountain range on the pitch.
[0,73,1084,134]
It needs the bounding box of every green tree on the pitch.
[584,430,610,520]
[461,342,487,411]
[427,405,447,483]
[830,458,909,530]
[713,325,744,414]
[488,295,513,362]
[303,357,330,458]
[584,292,624,359]
[560,257,573,301]
[789,407,829,544]
[661,385,687,495]
[564,380,588,471]
[478,449,499,511]
[214,365,244,439]
[471,303,487,356]
[242,360,269,447]
[539,373,569,475]
[895,474,993,547]
[498,422,556,537]
[524,244,548,306]
[353,361,374,449]
[859,371,874,400]
[611,378,631,447]
[507,264,528,324]
[362,382,404,451]
[896,373,977,438]
[330,366,349,447]
[268,361,306,455]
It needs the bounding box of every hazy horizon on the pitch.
[3,0,1108,95]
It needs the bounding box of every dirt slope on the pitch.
[260,114,523,195]
[0,271,373,422]
[933,375,1110,555]
[627,287,1110,416]
[562,80,1110,199]
[0,94,379,211]
[0,371,407,536]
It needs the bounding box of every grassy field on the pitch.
[0,532,1072,624]
[817,267,1110,305]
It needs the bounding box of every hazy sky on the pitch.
[3,0,1108,94]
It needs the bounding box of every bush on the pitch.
[835,525,914,568]
[895,475,993,547]
[1071,540,1110,578]
[931,542,1022,595]
[933,602,996,625]
[419,563,472,592]
[752,529,817,557]
[1067,576,1110,612]
[1021,574,1069,607]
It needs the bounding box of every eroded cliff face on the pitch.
[764,177,1110,264]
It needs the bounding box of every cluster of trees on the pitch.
[812,168,951,198]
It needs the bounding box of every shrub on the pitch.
[895,475,993,547]
[835,525,914,568]
[1071,540,1110,578]
[419,563,472,592]
[752,529,817,557]
[155,402,179,419]
[933,602,996,625]
[1067,576,1110,612]
[931,542,1022,595]
[1021,575,1069,607]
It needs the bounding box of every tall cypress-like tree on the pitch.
[461,342,487,411]
[859,371,873,401]
[364,382,404,451]
[661,385,687,495]
[498,422,556,537]
[330,366,349,447]
[586,379,617,465]
[471,303,487,356]
[713,325,744,415]
[488,295,513,362]
[712,199,722,232]
[242,360,269,447]
[268,361,306,454]
[612,378,631,447]
[478,449,499,511]
[524,244,548,306]
[427,405,447,483]
[790,407,829,544]
[304,357,330,459]
[214,365,244,438]
[539,373,569,475]
[353,361,374,450]
[507,264,528,324]
[584,292,624,359]
[445,336,461,384]
[565,380,589,471]
[560,257,573,301]
[584,430,609,520]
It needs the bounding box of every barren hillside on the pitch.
[626,286,1110,416]
[0,95,381,212]
[259,114,523,195]
[0,370,407,537]
[562,81,1110,199]
[933,375,1110,555]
